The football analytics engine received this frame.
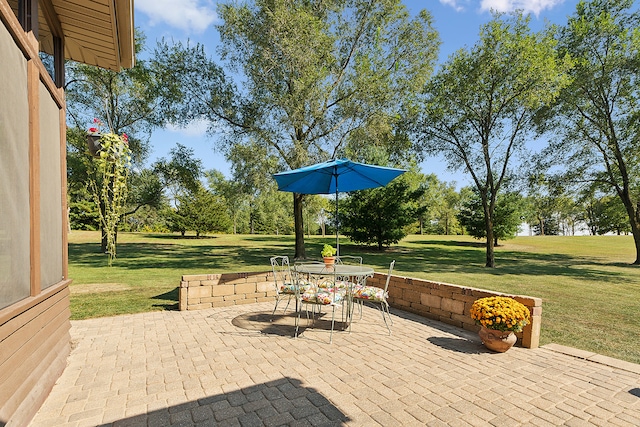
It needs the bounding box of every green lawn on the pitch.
[68,231,640,364]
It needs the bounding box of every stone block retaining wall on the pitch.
[366,272,542,348]
[179,270,542,348]
[178,272,275,311]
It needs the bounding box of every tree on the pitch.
[431,181,461,235]
[125,168,165,217]
[458,188,523,245]
[542,0,640,262]
[170,186,231,237]
[582,192,632,235]
[206,170,247,234]
[226,142,281,234]
[532,216,560,236]
[416,12,570,267]
[65,30,186,252]
[340,170,425,250]
[153,143,203,206]
[68,200,99,230]
[523,173,563,236]
[165,0,440,258]
[303,195,331,237]
[252,188,294,235]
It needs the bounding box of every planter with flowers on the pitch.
[321,244,337,267]
[87,118,104,157]
[470,296,531,352]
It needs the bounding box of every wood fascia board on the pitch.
[114,0,134,68]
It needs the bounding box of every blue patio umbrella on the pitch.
[273,158,405,254]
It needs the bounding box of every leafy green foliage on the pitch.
[416,174,462,235]
[65,30,189,251]
[68,200,99,230]
[542,0,640,262]
[163,0,440,258]
[153,143,203,204]
[167,187,232,237]
[531,216,559,236]
[588,195,632,235]
[340,174,425,250]
[417,12,571,266]
[458,189,524,244]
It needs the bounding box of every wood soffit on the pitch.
[7,0,134,71]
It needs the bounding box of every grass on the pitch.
[68,231,640,364]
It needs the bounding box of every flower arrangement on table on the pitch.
[470,296,530,333]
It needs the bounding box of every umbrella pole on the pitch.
[335,185,339,256]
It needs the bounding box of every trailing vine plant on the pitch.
[88,120,132,266]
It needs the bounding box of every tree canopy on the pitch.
[161,0,440,258]
[539,0,640,262]
[416,12,571,267]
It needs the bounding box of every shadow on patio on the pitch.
[106,377,348,426]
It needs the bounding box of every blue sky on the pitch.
[134,0,581,187]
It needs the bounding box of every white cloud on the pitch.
[479,0,565,16]
[136,0,218,33]
[166,119,209,137]
[439,0,465,12]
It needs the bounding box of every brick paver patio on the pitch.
[31,302,640,426]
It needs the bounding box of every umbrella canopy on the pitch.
[273,158,406,254]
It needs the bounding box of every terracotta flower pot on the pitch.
[478,326,517,353]
[323,256,336,267]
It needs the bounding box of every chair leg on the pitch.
[384,301,393,326]
[295,305,301,338]
[271,296,281,321]
[378,303,391,335]
[329,305,336,344]
[282,295,292,315]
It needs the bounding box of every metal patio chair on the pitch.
[351,260,395,335]
[270,256,298,319]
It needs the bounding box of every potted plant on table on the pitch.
[321,244,337,267]
[470,296,530,352]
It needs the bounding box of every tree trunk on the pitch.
[293,193,306,259]
[620,199,640,265]
[538,216,545,236]
[485,227,495,267]
[484,203,495,268]
[101,227,107,253]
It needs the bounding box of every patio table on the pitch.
[293,263,374,329]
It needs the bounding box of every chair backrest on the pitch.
[335,255,363,265]
[270,256,291,293]
[383,260,396,292]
